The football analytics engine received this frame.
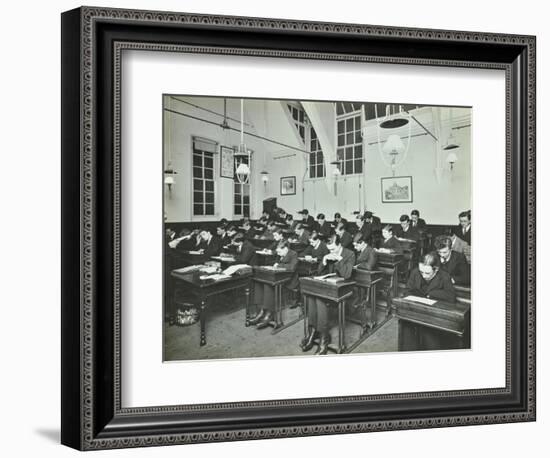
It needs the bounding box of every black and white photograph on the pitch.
[163,95,472,361]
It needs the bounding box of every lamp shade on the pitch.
[164,175,175,185]
[446,152,458,164]
[382,134,405,154]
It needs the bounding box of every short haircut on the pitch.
[420,252,440,269]
[411,209,420,216]
[459,210,471,220]
[232,233,244,244]
[277,239,291,250]
[355,214,365,222]
[434,235,453,250]
[382,224,393,234]
[317,213,325,220]
[286,214,293,221]
[334,212,341,218]
[399,214,410,223]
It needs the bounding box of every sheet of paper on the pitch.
[403,295,437,306]
[222,264,249,276]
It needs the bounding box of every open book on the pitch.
[313,273,345,283]
[222,264,250,276]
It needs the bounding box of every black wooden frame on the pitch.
[280,176,297,196]
[61,6,536,450]
[381,175,413,203]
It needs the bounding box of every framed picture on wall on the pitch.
[61,6,535,451]
[220,145,234,178]
[280,176,296,195]
[381,176,413,203]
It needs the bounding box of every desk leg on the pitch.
[370,283,378,328]
[245,284,251,327]
[338,301,345,354]
[303,294,308,337]
[200,299,207,346]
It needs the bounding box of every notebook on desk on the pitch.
[403,295,437,306]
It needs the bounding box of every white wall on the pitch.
[1,1,546,458]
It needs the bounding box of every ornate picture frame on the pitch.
[61,6,536,450]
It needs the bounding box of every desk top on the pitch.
[300,277,355,300]
[352,267,383,285]
[171,269,251,289]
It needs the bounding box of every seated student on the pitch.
[454,210,472,245]
[380,225,402,252]
[231,233,256,264]
[249,240,299,329]
[404,253,456,303]
[298,209,315,229]
[292,223,311,245]
[353,235,378,271]
[332,212,348,230]
[410,210,427,230]
[334,221,353,249]
[315,213,332,239]
[396,214,421,241]
[444,227,470,263]
[241,220,255,240]
[353,214,372,243]
[198,229,222,258]
[219,218,229,228]
[267,228,285,251]
[277,208,287,224]
[303,231,330,267]
[301,234,356,355]
[434,235,470,286]
[260,220,277,240]
[285,214,298,232]
[169,228,191,250]
[216,225,232,248]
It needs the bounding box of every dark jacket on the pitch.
[404,268,456,303]
[411,218,426,231]
[198,236,222,258]
[315,221,333,239]
[381,236,402,252]
[439,251,470,286]
[339,231,353,249]
[355,245,378,271]
[303,241,330,260]
[454,224,471,245]
[234,240,256,264]
[277,249,299,289]
[396,224,421,241]
[295,230,311,245]
[320,247,356,280]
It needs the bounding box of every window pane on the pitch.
[234,205,241,215]
[345,160,353,175]
[243,206,250,217]
[205,192,214,204]
[355,130,362,143]
[344,102,353,114]
[355,116,361,130]
[234,183,241,194]
[355,159,363,174]
[205,204,214,215]
[346,132,354,145]
[194,204,203,215]
[234,194,241,205]
[346,118,353,131]
[337,134,345,147]
[193,179,202,191]
[345,147,353,160]
[194,192,203,203]
[355,145,363,158]
[204,168,213,180]
[299,126,305,139]
[292,107,298,120]
[309,154,316,165]
[317,164,324,177]
[193,167,202,178]
[310,168,316,178]
[336,148,344,161]
[205,181,214,192]
[193,155,202,167]
[243,195,250,205]
[243,185,250,196]
[204,156,213,169]
[299,110,304,123]
[336,103,344,116]
[337,120,345,134]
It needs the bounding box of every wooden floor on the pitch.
[164,298,398,361]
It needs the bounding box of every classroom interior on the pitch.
[163,96,472,361]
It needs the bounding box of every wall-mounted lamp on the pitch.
[446,151,458,170]
[260,170,269,188]
[164,168,177,194]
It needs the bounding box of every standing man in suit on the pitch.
[364,211,382,231]
[455,210,472,245]
[301,234,356,355]
[298,209,315,230]
[353,236,378,271]
[198,229,222,258]
[315,213,332,239]
[434,235,470,286]
[251,240,299,330]
[404,252,456,303]
[396,214,421,241]
[410,210,427,230]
